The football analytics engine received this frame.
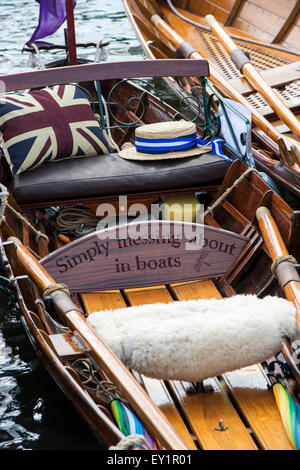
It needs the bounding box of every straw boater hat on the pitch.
[118,120,212,161]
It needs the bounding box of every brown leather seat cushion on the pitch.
[12,152,230,204]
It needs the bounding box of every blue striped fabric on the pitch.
[197,137,232,162]
[135,133,231,161]
[135,132,197,153]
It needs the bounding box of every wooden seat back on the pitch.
[0,59,209,93]
[40,220,247,293]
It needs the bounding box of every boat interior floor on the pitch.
[50,279,294,450]
[5,155,298,450]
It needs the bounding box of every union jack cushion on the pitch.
[0,84,110,175]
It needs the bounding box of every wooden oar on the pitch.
[150,14,300,170]
[205,15,300,141]
[256,206,300,384]
[7,236,188,450]
[256,207,300,330]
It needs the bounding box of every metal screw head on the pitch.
[215,419,229,431]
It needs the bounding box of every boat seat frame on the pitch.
[0,59,254,214]
[0,58,252,165]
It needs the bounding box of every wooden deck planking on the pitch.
[223,365,294,450]
[124,284,257,450]
[80,289,196,449]
[80,280,293,450]
[170,378,257,450]
[169,279,223,300]
[169,280,293,450]
[81,290,126,313]
[137,375,196,449]
[124,285,172,306]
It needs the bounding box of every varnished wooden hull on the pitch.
[1,63,300,450]
[1,162,299,449]
[123,0,300,195]
[1,156,300,450]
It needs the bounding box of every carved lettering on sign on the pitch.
[41,221,248,292]
[55,240,109,274]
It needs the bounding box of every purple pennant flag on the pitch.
[27,0,76,44]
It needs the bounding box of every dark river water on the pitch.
[0,0,144,451]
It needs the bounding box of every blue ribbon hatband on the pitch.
[135,133,231,161]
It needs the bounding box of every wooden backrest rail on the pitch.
[0,59,209,93]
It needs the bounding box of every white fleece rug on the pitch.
[87,295,297,382]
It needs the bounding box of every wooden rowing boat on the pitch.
[1,1,300,451]
[1,53,300,449]
[123,0,300,196]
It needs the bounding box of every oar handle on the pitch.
[8,236,55,290]
[205,14,237,52]
[256,207,289,259]
[256,207,300,330]
[151,14,183,49]
[8,236,188,450]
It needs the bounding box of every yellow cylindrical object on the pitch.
[160,194,201,222]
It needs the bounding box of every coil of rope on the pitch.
[109,434,151,450]
[56,207,101,236]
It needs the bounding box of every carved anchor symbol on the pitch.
[193,251,211,272]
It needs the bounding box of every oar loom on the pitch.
[7,222,299,383]
[6,236,188,451]
[150,13,300,170]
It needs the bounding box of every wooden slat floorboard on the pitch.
[137,375,196,449]
[81,290,126,312]
[170,378,256,450]
[80,280,293,450]
[124,285,256,450]
[224,365,294,450]
[169,280,293,450]
[80,289,196,449]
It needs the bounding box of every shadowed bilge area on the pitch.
[0,296,103,449]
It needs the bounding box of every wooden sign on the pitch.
[41,221,247,293]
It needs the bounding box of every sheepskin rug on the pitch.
[87,295,298,382]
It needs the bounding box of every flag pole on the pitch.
[65,0,77,65]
